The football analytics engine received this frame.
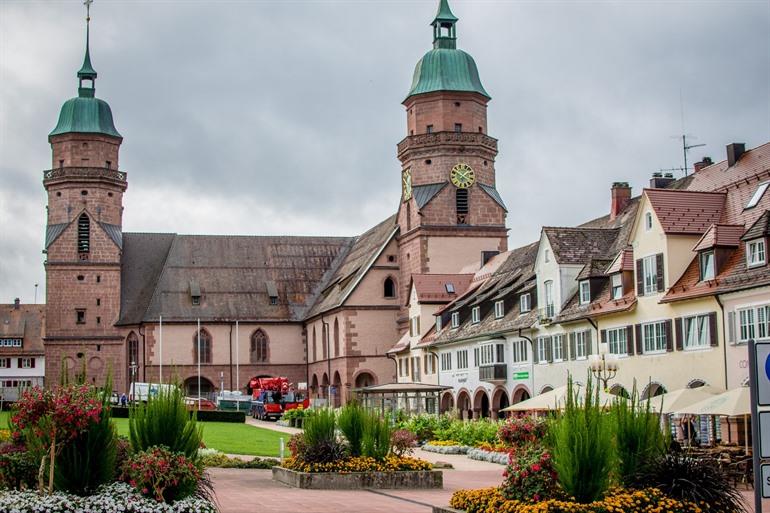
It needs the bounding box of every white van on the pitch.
[128,382,177,402]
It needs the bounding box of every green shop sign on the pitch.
[513,371,529,380]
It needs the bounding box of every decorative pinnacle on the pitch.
[84,0,93,22]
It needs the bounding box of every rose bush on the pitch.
[497,416,547,448]
[501,445,558,503]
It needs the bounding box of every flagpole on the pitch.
[197,318,201,411]
[236,320,240,393]
[159,315,163,384]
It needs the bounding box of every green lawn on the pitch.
[2,410,284,457]
[112,418,284,457]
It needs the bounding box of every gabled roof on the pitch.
[306,215,398,318]
[741,211,770,241]
[693,224,744,251]
[577,259,611,280]
[605,248,634,274]
[411,273,474,304]
[0,304,45,354]
[118,232,352,325]
[413,182,447,210]
[644,188,726,235]
[386,332,410,355]
[543,227,620,265]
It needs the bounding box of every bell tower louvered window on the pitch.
[77,213,90,255]
[456,189,469,224]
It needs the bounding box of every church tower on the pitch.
[397,0,508,317]
[43,6,127,387]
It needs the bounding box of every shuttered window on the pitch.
[642,321,668,354]
[512,340,528,363]
[738,305,770,343]
[682,315,710,349]
[77,213,90,254]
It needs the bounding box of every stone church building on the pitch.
[39,0,509,404]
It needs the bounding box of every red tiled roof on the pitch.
[416,325,437,348]
[411,274,474,304]
[386,332,410,354]
[645,188,726,235]
[605,248,634,274]
[692,224,744,252]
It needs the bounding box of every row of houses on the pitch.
[390,141,770,422]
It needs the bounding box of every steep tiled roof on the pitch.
[0,304,45,354]
[577,259,611,280]
[741,211,770,241]
[693,224,744,251]
[411,274,474,304]
[119,232,352,324]
[645,188,726,235]
[306,215,398,318]
[605,248,634,274]
[543,227,620,265]
[556,279,637,323]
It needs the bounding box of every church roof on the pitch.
[407,48,489,100]
[117,233,352,325]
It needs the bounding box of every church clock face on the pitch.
[402,168,412,202]
[450,163,475,189]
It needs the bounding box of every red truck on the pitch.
[248,377,309,421]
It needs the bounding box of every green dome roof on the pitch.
[406,48,490,100]
[50,96,121,138]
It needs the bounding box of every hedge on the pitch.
[110,407,245,423]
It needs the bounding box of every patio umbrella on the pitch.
[649,385,724,414]
[677,387,751,416]
[501,384,615,412]
[676,387,752,453]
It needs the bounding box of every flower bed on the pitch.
[282,455,432,473]
[273,463,442,490]
[449,487,703,513]
[423,441,470,454]
[0,482,216,513]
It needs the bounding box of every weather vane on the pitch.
[84,0,93,22]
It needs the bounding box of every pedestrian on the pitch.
[120,392,128,407]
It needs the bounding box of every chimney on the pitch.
[649,172,676,189]
[610,182,631,220]
[13,298,20,309]
[693,156,713,173]
[726,143,746,167]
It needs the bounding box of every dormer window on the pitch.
[471,306,480,324]
[494,300,505,319]
[748,239,766,267]
[611,274,623,300]
[579,281,591,305]
[451,312,460,328]
[645,212,653,231]
[700,251,715,281]
[520,293,531,313]
[266,280,279,306]
[435,316,442,331]
[189,280,201,306]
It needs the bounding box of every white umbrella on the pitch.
[501,384,615,412]
[677,387,752,452]
[677,387,751,416]
[649,385,724,414]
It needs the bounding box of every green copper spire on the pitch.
[50,0,121,139]
[431,0,457,50]
[406,0,490,101]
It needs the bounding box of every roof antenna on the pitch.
[670,90,705,177]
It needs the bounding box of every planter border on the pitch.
[272,466,443,489]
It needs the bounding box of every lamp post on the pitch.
[129,360,138,402]
[589,342,619,389]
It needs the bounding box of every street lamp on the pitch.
[589,342,619,389]
[129,360,138,402]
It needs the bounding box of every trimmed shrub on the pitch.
[0,445,37,490]
[548,375,614,503]
[129,387,202,460]
[338,402,367,457]
[194,410,245,423]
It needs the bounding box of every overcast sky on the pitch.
[1,0,769,304]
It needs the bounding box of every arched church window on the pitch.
[312,326,317,362]
[250,329,269,363]
[193,328,212,364]
[333,318,340,357]
[127,332,139,370]
[322,324,329,360]
[456,189,469,225]
[77,213,90,254]
[384,277,396,298]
